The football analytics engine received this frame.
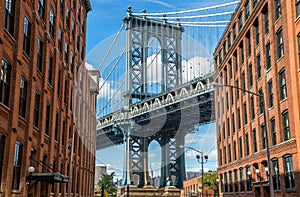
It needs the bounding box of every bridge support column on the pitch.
[122,132,133,186]
[160,136,170,188]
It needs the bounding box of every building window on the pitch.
[65,42,69,62]
[57,69,61,97]
[233,23,236,40]
[224,172,228,192]
[263,5,269,34]
[234,52,238,72]
[45,103,50,135]
[268,80,274,108]
[274,0,281,20]
[224,147,227,164]
[12,141,22,190]
[233,141,237,160]
[297,0,300,18]
[240,168,245,192]
[60,0,64,14]
[272,158,281,191]
[37,37,43,73]
[228,34,231,49]
[237,107,241,129]
[239,137,243,158]
[229,60,232,79]
[254,19,259,45]
[0,133,5,186]
[241,72,245,92]
[279,69,287,100]
[282,110,290,141]
[249,63,253,87]
[226,92,229,110]
[220,174,224,192]
[246,166,252,191]
[219,149,222,166]
[0,58,11,106]
[229,171,233,192]
[245,133,249,156]
[283,155,295,189]
[243,102,247,125]
[49,9,55,37]
[236,79,239,99]
[66,6,70,27]
[38,0,45,20]
[238,13,243,32]
[261,124,266,149]
[33,91,40,128]
[266,41,271,69]
[227,117,230,136]
[240,43,244,65]
[250,96,255,120]
[5,0,15,35]
[232,113,235,134]
[253,129,257,153]
[253,0,258,8]
[271,118,276,146]
[230,88,234,105]
[247,32,251,56]
[228,144,231,163]
[276,28,284,59]
[58,28,62,52]
[48,53,53,85]
[245,1,250,20]
[23,16,31,56]
[234,170,238,192]
[259,88,264,114]
[55,112,59,141]
[78,5,81,22]
[19,77,27,118]
[256,53,261,79]
[72,19,75,38]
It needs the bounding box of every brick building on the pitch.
[181,175,215,197]
[0,0,99,196]
[214,0,300,196]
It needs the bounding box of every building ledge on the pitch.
[27,172,69,183]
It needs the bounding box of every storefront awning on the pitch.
[27,172,69,183]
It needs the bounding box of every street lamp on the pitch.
[180,145,208,197]
[213,83,274,197]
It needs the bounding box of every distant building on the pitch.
[94,165,107,189]
[214,0,300,196]
[181,176,215,197]
[186,171,201,180]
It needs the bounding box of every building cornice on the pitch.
[82,0,92,13]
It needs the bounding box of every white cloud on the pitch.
[85,62,95,70]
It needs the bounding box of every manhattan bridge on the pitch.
[94,1,239,190]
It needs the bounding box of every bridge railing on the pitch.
[96,79,214,130]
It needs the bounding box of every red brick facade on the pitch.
[214,0,300,196]
[0,0,98,196]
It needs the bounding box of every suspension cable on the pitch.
[97,23,125,71]
[132,1,240,16]
[147,11,234,20]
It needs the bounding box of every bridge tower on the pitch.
[122,7,186,188]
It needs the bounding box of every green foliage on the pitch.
[97,172,117,195]
[198,171,218,191]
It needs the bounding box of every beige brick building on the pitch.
[214,0,300,196]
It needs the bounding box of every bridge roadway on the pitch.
[96,73,215,150]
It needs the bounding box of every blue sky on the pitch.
[87,0,239,181]
[86,0,237,52]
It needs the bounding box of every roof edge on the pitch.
[82,0,92,13]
